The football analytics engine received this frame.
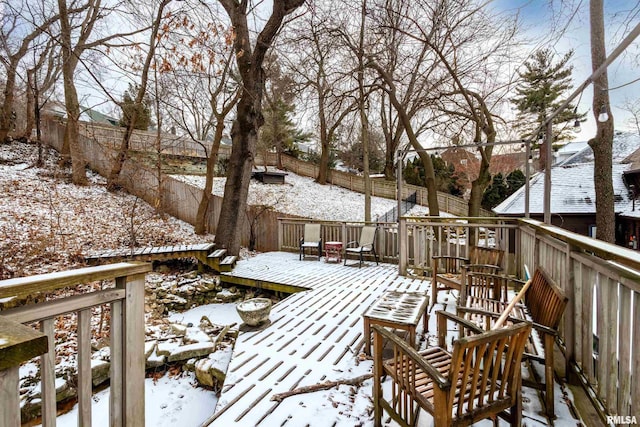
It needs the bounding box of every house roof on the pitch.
[494,132,640,216]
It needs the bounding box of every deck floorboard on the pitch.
[208,251,577,426]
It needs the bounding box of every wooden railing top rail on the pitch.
[278,218,396,226]
[402,216,517,223]
[0,262,151,300]
[0,316,47,370]
[520,218,640,274]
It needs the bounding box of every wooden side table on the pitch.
[324,241,343,263]
[363,291,429,356]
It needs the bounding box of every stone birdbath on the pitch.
[236,298,272,326]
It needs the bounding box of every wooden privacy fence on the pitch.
[0,262,151,427]
[39,118,299,252]
[277,154,491,217]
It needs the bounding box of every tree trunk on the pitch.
[589,0,615,243]
[22,70,36,141]
[468,150,492,217]
[195,121,225,234]
[316,100,330,184]
[359,0,371,222]
[58,0,87,185]
[0,64,18,142]
[214,0,304,255]
[61,58,87,184]
[214,98,257,254]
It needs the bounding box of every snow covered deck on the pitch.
[206,252,580,426]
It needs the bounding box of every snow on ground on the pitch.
[44,371,218,427]
[172,169,430,222]
[168,303,242,326]
[42,303,243,427]
[0,141,438,427]
[0,141,212,278]
[1,141,431,277]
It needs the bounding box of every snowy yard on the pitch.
[172,170,429,222]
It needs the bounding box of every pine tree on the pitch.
[403,155,463,197]
[481,173,508,210]
[259,98,311,168]
[119,83,152,130]
[512,49,584,144]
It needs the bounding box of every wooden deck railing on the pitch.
[0,262,151,427]
[393,216,640,423]
[398,217,520,277]
[518,219,640,422]
[278,218,399,263]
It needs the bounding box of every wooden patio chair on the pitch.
[299,223,322,260]
[344,225,379,267]
[373,310,532,427]
[457,266,568,418]
[431,246,503,307]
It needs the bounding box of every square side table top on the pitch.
[363,291,429,326]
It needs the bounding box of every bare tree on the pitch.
[0,2,60,142]
[406,0,521,217]
[56,0,146,185]
[589,0,614,242]
[214,0,305,255]
[157,6,240,235]
[282,6,357,184]
[621,98,640,136]
[22,38,61,145]
[107,0,173,191]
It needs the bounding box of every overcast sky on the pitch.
[491,0,640,141]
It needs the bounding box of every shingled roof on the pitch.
[494,132,640,216]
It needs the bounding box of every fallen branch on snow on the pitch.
[270,373,373,402]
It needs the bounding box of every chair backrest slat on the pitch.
[448,322,531,417]
[359,225,377,247]
[304,223,321,243]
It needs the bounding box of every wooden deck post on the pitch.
[399,218,407,275]
[0,317,48,427]
[114,273,146,427]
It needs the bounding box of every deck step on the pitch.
[219,256,237,272]
[208,249,227,259]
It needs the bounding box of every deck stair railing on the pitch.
[0,262,151,427]
[376,192,417,224]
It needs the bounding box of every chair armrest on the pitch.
[372,324,450,391]
[462,263,502,272]
[436,310,484,334]
[345,240,358,248]
[456,306,557,336]
[431,255,469,263]
[436,310,484,347]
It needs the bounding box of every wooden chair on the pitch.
[431,246,503,307]
[462,272,527,309]
[457,266,568,418]
[344,225,379,267]
[373,310,531,427]
[299,223,322,260]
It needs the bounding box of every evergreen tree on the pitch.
[119,83,152,130]
[505,169,526,196]
[512,49,584,143]
[481,173,508,210]
[403,155,463,196]
[259,98,311,166]
[481,169,527,210]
